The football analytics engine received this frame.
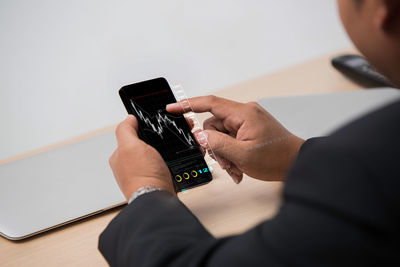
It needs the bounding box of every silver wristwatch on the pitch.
[128,185,163,204]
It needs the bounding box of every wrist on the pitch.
[290,136,306,158]
[281,135,305,176]
[121,176,175,201]
[128,185,163,204]
[285,135,304,160]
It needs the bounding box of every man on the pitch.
[99,0,400,266]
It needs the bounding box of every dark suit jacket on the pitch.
[99,100,400,266]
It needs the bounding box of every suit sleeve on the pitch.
[98,137,391,266]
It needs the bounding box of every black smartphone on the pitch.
[331,54,395,88]
[119,77,212,192]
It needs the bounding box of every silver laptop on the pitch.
[257,88,400,139]
[1,88,399,240]
[0,131,125,240]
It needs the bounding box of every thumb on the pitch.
[196,129,244,166]
[115,115,140,146]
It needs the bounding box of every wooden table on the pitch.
[0,50,362,266]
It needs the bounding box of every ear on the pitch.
[375,0,400,33]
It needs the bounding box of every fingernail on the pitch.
[166,103,178,109]
[222,160,230,170]
[220,162,227,170]
[197,131,208,147]
[231,174,240,184]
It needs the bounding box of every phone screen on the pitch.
[119,77,212,192]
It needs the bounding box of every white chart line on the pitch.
[130,99,195,147]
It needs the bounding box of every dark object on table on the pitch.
[332,54,396,88]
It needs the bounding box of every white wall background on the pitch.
[0,0,351,160]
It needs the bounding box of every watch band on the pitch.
[128,185,163,204]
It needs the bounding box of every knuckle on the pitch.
[206,95,217,103]
[203,117,213,129]
[117,145,132,155]
[115,122,125,136]
[246,101,259,108]
[224,115,241,129]
[246,101,262,112]
[108,152,115,166]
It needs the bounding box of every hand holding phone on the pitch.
[109,115,175,199]
[118,78,213,192]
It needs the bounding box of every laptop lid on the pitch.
[257,88,400,140]
[0,131,124,240]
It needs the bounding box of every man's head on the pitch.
[337,0,400,86]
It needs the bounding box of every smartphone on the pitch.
[332,54,395,88]
[119,77,212,192]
